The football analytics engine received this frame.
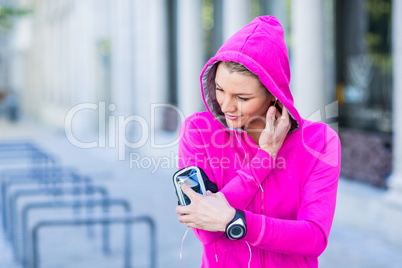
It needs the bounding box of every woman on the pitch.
[176,16,341,267]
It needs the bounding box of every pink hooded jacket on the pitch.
[178,16,341,268]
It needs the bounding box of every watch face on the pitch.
[230,225,245,239]
[226,210,247,240]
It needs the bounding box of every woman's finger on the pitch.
[280,106,289,121]
[185,222,198,229]
[178,214,193,224]
[265,106,276,131]
[176,205,191,215]
[275,109,281,123]
[181,183,201,203]
[276,107,290,136]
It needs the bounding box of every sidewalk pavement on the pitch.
[1,118,402,268]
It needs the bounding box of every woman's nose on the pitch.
[220,97,237,113]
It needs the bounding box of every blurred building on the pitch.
[0,0,14,118]
[2,0,402,204]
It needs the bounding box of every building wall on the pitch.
[10,0,169,138]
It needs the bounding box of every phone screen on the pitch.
[174,167,206,206]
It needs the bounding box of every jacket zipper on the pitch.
[215,242,218,263]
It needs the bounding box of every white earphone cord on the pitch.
[246,241,252,268]
[180,227,190,267]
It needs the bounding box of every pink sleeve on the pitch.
[242,134,341,256]
[178,116,274,245]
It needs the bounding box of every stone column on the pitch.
[386,0,402,207]
[291,0,326,120]
[177,0,204,118]
[111,0,134,117]
[222,0,250,41]
[136,0,169,130]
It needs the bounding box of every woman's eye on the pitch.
[238,97,249,101]
[215,87,223,92]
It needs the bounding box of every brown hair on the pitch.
[220,61,267,90]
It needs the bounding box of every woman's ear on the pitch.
[269,95,283,111]
[270,95,277,104]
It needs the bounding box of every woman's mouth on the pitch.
[225,114,241,120]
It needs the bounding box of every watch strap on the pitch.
[225,209,247,240]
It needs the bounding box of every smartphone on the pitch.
[173,166,208,206]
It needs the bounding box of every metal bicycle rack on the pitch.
[0,145,57,168]
[0,144,62,225]
[5,176,94,260]
[21,199,132,268]
[6,185,111,259]
[0,141,157,268]
[0,141,38,151]
[0,167,79,184]
[1,170,90,230]
[0,166,75,178]
[30,215,157,268]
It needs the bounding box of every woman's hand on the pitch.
[258,103,291,160]
[176,184,235,232]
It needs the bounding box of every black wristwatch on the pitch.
[225,209,247,240]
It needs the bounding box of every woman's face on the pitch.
[215,63,275,131]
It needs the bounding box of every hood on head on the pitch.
[200,16,301,133]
